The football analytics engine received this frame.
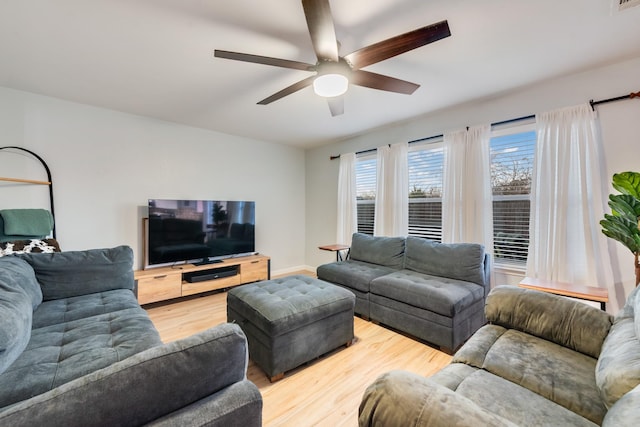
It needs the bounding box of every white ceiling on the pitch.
[1,0,640,148]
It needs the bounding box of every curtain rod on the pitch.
[590,90,640,110]
[328,133,446,160]
[329,116,530,160]
[330,90,640,160]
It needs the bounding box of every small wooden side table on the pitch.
[518,277,608,311]
[319,244,350,262]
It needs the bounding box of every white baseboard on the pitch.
[272,265,316,277]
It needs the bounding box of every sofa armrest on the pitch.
[486,286,613,358]
[148,380,262,427]
[359,371,517,427]
[19,246,135,300]
[603,384,640,427]
[0,323,258,427]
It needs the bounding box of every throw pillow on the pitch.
[349,233,405,269]
[404,236,486,286]
[19,246,134,301]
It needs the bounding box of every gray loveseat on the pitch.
[317,233,490,352]
[360,285,640,426]
[0,246,262,426]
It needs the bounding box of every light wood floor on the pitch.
[145,274,451,427]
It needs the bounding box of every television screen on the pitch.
[147,199,255,267]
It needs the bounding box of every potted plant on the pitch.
[600,171,640,286]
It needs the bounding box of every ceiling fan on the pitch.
[214,0,451,116]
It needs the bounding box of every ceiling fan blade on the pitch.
[327,96,344,116]
[257,76,316,105]
[214,50,315,71]
[302,0,339,62]
[344,20,450,70]
[351,70,419,94]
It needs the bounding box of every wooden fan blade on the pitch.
[327,96,344,116]
[351,70,419,94]
[302,0,339,62]
[214,50,315,71]
[344,20,450,70]
[257,76,316,105]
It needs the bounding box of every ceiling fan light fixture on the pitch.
[313,73,349,97]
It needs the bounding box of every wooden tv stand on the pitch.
[134,254,270,305]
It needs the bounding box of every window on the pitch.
[490,125,536,266]
[408,142,444,241]
[353,126,532,254]
[356,154,376,235]
[355,143,444,239]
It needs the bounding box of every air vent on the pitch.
[618,0,640,11]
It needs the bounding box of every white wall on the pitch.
[305,56,640,312]
[0,87,306,273]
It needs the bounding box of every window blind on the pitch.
[356,155,376,235]
[490,130,535,265]
[408,145,443,241]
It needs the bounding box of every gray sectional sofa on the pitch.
[317,233,490,352]
[0,246,262,426]
[359,285,640,427]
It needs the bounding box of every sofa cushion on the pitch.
[404,237,486,286]
[370,270,484,317]
[316,260,395,293]
[0,267,33,375]
[596,288,640,409]
[486,286,612,359]
[0,256,42,309]
[472,329,605,424]
[349,233,405,269]
[359,370,520,427]
[453,324,508,368]
[0,307,161,408]
[438,368,598,427]
[19,246,134,300]
[32,289,143,329]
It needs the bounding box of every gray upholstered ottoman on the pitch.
[227,275,355,382]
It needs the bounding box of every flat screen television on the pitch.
[146,199,256,268]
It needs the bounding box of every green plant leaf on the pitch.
[609,194,640,218]
[612,172,640,198]
[602,172,640,258]
[602,213,639,232]
[601,215,640,253]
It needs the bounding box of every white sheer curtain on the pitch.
[336,152,357,245]
[442,125,493,249]
[374,142,408,237]
[527,104,613,292]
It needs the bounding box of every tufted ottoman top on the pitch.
[227,275,355,337]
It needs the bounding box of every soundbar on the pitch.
[184,266,238,283]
